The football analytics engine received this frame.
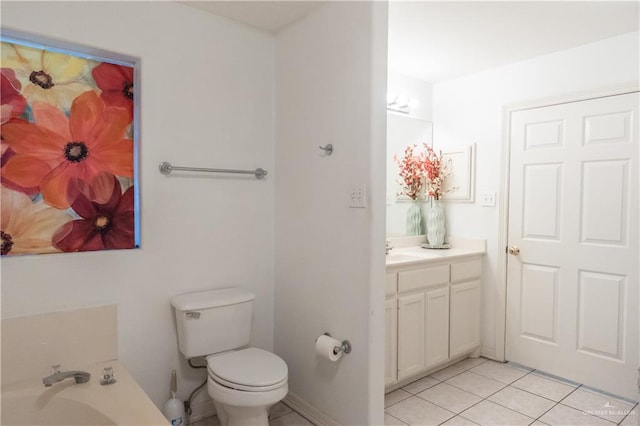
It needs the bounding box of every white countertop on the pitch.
[385,239,486,267]
[1,360,168,425]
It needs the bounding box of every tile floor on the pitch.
[188,357,638,426]
[190,401,313,426]
[385,357,638,426]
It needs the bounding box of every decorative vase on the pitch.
[406,200,423,236]
[427,199,445,246]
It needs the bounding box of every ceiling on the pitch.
[181,1,324,33]
[389,1,640,83]
[180,1,639,83]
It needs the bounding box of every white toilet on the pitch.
[171,287,288,426]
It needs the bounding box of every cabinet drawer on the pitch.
[451,259,482,283]
[386,272,398,296]
[398,264,449,293]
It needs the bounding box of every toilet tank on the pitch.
[171,287,255,359]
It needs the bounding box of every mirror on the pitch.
[386,112,432,235]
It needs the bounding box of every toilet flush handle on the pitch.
[186,311,200,319]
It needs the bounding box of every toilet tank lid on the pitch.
[171,287,255,311]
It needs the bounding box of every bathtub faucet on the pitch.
[42,365,91,387]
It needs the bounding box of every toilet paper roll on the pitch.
[315,334,343,362]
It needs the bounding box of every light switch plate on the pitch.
[481,191,497,207]
[349,184,367,208]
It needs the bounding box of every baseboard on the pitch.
[385,350,477,393]
[481,345,498,361]
[284,392,340,426]
[187,399,216,424]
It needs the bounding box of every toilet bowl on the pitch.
[206,348,288,426]
[170,288,289,426]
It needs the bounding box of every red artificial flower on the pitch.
[53,173,135,252]
[92,63,134,121]
[422,144,452,200]
[1,91,133,209]
[394,145,426,200]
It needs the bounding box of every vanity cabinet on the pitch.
[385,255,482,388]
[385,273,398,386]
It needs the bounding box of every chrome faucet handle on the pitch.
[51,364,61,375]
[100,366,116,385]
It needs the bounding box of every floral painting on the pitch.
[1,37,139,256]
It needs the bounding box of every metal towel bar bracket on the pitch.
[159,162,267,180]
[318,144,333,155]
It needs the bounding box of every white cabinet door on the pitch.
[425,286,449,368]
[385,297,398,386]
[450,280,481,358]
[398,292,426,380]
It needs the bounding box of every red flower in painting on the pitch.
[1,68,27,124]
[1,144,39,196]
[53,174,135,252]
[1,91,133,209]
[2,68,34,195]
[92,63,134,121]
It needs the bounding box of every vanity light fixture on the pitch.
[387,93,419,114]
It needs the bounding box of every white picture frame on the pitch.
[441,144,475,202]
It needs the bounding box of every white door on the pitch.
[506,92,639,400]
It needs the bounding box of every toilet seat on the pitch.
[207,348,288,392]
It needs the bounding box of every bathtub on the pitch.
[1,360,168,426]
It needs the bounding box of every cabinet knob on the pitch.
[508,246,520,256]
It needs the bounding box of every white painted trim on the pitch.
[441,144,475,203]
[480,345,497,360]
[283,392,340,426]
[495,104,511,363]
[496,84,640,365]
[384,351,477,393]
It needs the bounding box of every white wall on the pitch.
[433,31,640,358]
[275,2,387,424]
[1,1,275,409]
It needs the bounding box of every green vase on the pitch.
[427,199,445,245]
[406,201,423,235]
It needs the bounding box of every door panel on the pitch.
[506,92,639,399]
[520,264,559,344]
[398,292,426,380]
[425,287,449,368]
[385,297,398,386]
[581,160,629,245]
[450,280,481,358]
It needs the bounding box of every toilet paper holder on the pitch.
[322,332,352,355]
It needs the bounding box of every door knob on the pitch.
[508,246,520,256]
